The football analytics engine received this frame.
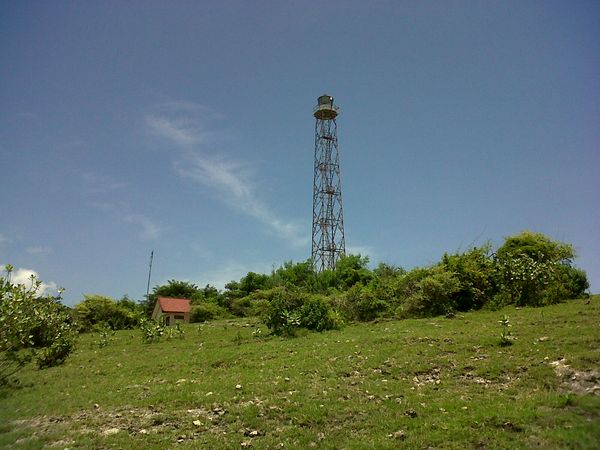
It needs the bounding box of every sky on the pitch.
[1,1,598,306]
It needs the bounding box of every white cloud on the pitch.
[146,104,309,248]
[1,265,59,296]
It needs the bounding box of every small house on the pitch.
[151,297,191,325]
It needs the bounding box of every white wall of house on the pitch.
[161,312,190,325]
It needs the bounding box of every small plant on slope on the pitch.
[139,318,165,343]
[499,314,514,346]
[280,310,301,336]
[96,324,114,348]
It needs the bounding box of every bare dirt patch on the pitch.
[550,359,600,396]
[10,402,233,444]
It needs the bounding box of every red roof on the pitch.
[157,297,191,313]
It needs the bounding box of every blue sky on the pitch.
[1,1,598,306]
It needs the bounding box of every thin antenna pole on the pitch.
[146,250,154,300]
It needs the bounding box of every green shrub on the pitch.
[271,260,318,291]
[74,294,141,331]
[1,266,78,382]
[230,296,253,317]
[355,288,388,321]
[139,318,164,343]
[440,245,496,311]
[337,285,388,322]
[248,299,269,318]
[401,268,461,318]
[334,254,373,289]
[190,302,229,323]
[261,287,306,336]
[552,265,589,299]
[495,254,557,306]
[494,231,589,307]
[96,324,114,348]
[300,295,343,331]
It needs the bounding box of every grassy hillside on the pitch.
[1,297,599,449]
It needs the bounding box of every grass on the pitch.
[1,297,599,449]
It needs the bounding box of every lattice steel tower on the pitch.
[311,94,346,272]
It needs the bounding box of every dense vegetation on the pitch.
[0,266,78,385]
[136,231,589,335]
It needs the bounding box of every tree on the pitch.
[238,272,270,297]
[373,262,405,280]
[271,260,318,291]
[495,231,588,306]
[496,230,574,264]
[117,295,141,312]
[334,254,373,289]
[152,280,199,299]
[201,284,221,301]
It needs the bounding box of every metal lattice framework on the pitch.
[311,94,346,272]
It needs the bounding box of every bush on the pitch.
[261,287,306,336]
[249,299,271,318]
[400,268,461,318]
[337,285,389,322]
[190,302,229,322]
[553,265,589,299]
[260,286,343,336]
[230,296,253,317]
[495,254,557,307]
[493,231,588,307]
[334,254,373,289]
[74,294,141,331]
[440,245,496,311]
[139,318,164,343]
[496,230,575,263]
[1,266,77,383]
[300,295,343,331]
[271,260,318,291]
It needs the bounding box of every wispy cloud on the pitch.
[193,260,273,290]
[92,202,162,241]
[26,246,52,255]
[145,115,206,146]
[81,172,161,241]
[123,214,162,241]
[0,233,7,246]
[346,244,377,261]
[81,172,128,194]
[145,101,309,248]
[16,111,37,120]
